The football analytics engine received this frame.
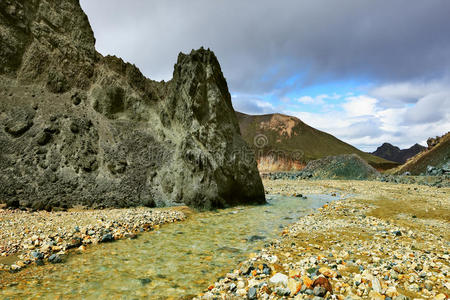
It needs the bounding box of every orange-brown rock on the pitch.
[312,276,333,294]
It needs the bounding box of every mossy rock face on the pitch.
[90,85,126,118]
[302,154,379,180]
[0,0,265,210]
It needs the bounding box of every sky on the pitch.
[80,0,450,152]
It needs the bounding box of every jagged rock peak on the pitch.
[372,142,426,164]
[0,1,265,210]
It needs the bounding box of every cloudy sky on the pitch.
[80,0,449,151]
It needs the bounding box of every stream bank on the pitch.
[196,179,450,300]
[0,193,336,298]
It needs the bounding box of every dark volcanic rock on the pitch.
[372,142,426,164]
[0,0,264,210]
[300,154,379,180]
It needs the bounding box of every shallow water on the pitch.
[0,194,338,299]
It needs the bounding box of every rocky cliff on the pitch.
[0,0,265,210]
[372,143,425,164]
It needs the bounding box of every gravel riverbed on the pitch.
[0,207,185,275]
[196,180,449,300]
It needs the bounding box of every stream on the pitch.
[0,194,339,299]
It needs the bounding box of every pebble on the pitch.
[139,278,152,285]
[100,233,114,243]
[269,273,289,287]
[369,291,385,300]
[288,278,301,295]
[393,296,409,300]
[195,180,450,300]
[313,286,326,297]
[371,277,382,293]
[48,254,62,264]
[275,287,290,296]
[385,286,398,298]
[237,280,245,289]
[228,283,236,292]
[0,207,185,272]
[236,288,246,297]
[248,286,257,299]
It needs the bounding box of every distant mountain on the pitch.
[391,132,450,175]
[372,143,426,164]
[236,112,398,171]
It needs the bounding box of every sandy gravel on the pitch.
[197,179,449,300]
[0,206,186,272]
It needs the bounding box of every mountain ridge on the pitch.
[236,111,398,171]
[390,132,450,175]
[372,142,426,164]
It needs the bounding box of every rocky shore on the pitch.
[0,207,185,274]
[263,172,450,188]
[196,180,449,299]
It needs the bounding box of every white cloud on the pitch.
[235,80,449,152]
[342,95,377,117]
[370,81,447,103]
[404,92,450,124]
[297,96,315,104]
[297,93,342,105]
[285,86,449,151]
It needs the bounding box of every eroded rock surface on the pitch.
[0,0,264,210]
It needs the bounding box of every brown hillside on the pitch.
[391,132,450,175]
[236,112,398,172]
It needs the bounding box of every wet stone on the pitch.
[31,251,44,260]
[247,286,257,299]
[48,254,62,264]
[139,278,152,285]
[100,233,114,243]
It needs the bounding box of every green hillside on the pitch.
[236,112,398,170]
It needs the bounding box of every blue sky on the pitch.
[231,75,449,151]
[80,0,450,152]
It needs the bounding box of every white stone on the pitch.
[247,279,259,287]
[269,273,289,287]
[371,277,382,293]
[385,286,398,298]
[237,281,245,289]
[236,289,247,297]
[354,274,362,285]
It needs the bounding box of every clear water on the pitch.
[0,194,337,299]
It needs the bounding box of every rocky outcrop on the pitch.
[0,0,265,210]
[393,132,450,176]
[299,154,379,180]
[372,143,425,164]
[427,136,442,150]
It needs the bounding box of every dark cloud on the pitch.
[79,1,450,151]
[403,92,450,124]
[232,96,276,115]
[80,0,450,95]
[338,118,384,139]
